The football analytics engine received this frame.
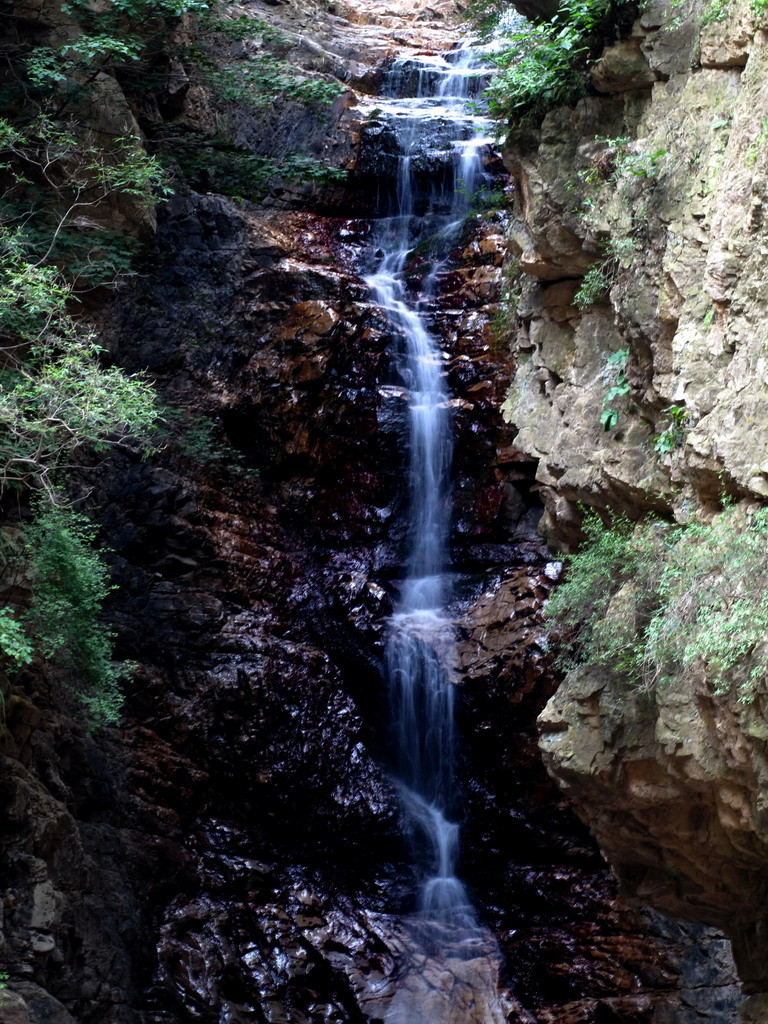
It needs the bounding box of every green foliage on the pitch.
[205,59,343,109]
[574,261,612,310]
[0,607,33,667]
[278,154,347,183]
[19,0,210,105]
[0,343,159,496]
[606,236,638,260]
[63,0,209,19]
[25,37,143,87]
[597,348,630,430]
[698,0,766,24]
[0,232,69,341]
[647,508,768,702]
[574,235,638,312]
[0,115,163,497]
[0,116,170,291]
[547,504,768,704]
[24,504,126,724]
[570,136,665,322]
[206,14,286,44]
[60,0,210,39]
[604,137,667,181]
[570,137,658,312]
[461,0,523,36]
[15,225,142,289]
[653,403,689,455]
[0,236,160,497]
[491,257,523,344]
[0,0,235,733]
[545,509,660,676]
[0,116,170,204]
[575,136,665,222]
[701,0,730,24]
[141,2,347,197]
[160,130,345,201]
[484,0,623,125]
[161,5,343,130]
[574,136,665,246]
[456,177,508,212]
[163,408,259,477]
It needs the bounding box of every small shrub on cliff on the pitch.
[547,504,768,704]
[574,262,613,310]
[596,346,631,429]
[484,0,631,125]
[644,506,768,701]
[574,236,638,313]
[652,403,689,455]
[545,509,663,680]
[161,407,259,478]
[0,608,33,669]
[491,257,524,345]
[158,130,345,202]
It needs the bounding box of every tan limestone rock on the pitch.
[591,40,658,94]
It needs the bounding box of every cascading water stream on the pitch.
[362,47,509,1021]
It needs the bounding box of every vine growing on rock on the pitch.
[596,347,631,429]
[547,504,768,704]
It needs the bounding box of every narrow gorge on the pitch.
[1,0,767,1020]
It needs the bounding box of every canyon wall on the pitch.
[497,0,768,1018]
[0,0,757,1020]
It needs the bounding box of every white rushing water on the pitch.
[365,46,493,958]
[363,45,511,1024]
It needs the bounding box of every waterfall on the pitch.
[364,44,509,1024]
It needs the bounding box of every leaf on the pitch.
[600,408,619,430]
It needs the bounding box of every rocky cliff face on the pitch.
[0,0,753,1021]
[497,0,768,1017]
[1,175,739,1022]
[501,0,768,537]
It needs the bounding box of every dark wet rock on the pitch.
[377,55,489,99]
[454,569,741,1022]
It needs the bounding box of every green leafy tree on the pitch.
[0,230,160,498]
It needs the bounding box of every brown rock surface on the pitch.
[501,0,768,536]
[494,0,768,1009]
